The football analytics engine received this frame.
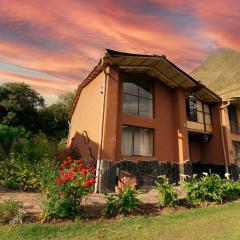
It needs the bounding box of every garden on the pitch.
[1,82,240,239]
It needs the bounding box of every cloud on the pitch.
[0,0,239,102]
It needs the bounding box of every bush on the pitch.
[222,179,240,201]
[42,156,96,220]
[0,133,56,191]
[184,173,240,205]
[103,188,139,216]
[155,175,177,207]
[0,200,26,225]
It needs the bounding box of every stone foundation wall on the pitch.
[98,160,240,193]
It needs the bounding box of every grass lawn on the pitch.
[0,201,240,240]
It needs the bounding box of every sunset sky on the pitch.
[0,0,239,104]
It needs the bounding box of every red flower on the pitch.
[56,177,62,185]
[64,175,69,182]
[77,160,82,164]
[84,178,95,187]
[60,171,66,176]
[71,167,76,172]
[82,169,88,175]
[60,163,65,167]
[87,163,93,169]
[79,163,84,168]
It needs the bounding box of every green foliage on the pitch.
[0,124,29,158]
[184,174,240,204]
[103,188,140,216]
[0,200,26,225]
[0,133,56,191]
[0,82,44,131]
[38,92,75,139]
[155,175,177,207]
[42,157,95,220]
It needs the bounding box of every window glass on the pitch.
[186,98,198,122]
[123,82,138,96]
[121,126,133,155]
[121,126,153,157]
[196,100,203,111]
[204,104,210,113]
[122,94,138,116]
[228,106,238,134]
[205,114,211,125]
[139,98,153,117]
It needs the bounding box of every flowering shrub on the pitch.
[42,156,96,220]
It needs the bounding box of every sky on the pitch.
[0,0,240,104]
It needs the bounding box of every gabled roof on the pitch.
[70,49,221,119]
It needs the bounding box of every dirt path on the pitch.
[0,186,186,216]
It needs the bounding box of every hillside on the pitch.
[190,48,240,100]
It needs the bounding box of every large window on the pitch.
[121,125,153,156]
[186,98,212,125]
[122,73,153,117]
[228,106,238,134]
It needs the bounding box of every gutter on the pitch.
[94,58,108,193]
[219,100,231,178]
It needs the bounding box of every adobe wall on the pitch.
[68,71,105,161]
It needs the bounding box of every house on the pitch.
[68,49,238,193]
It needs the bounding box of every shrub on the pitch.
[155,175,177,207]
[0,133,56,191]
[222,179,240,201]
[42,156,96,220]
[103,188,139,216]
[0,200,26,225]
[184,173,240,205]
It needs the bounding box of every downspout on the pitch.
[219,100,231,177]
[94,58,108,193]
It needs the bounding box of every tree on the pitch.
[39,92,75,139]
[0,83,44,131]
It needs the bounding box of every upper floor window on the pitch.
[122,73,153,117]
[228,106,238,134]
[186,98,212,125]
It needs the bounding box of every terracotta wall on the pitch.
[115,72,185,164]
[201,103,225,165]
[68,71,104,161]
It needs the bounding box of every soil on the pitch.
[0,186,187,223]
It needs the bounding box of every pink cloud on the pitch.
[0,0,239,102]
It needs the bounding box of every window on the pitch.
[228,106,238,134]
[122,73,153,117]
[186,98,212,126]
[121,125,153,156]
[186,98,197,122]
[232,141,240,166]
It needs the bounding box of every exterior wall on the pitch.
[101,67,120,161]
[201,103,225,165]
[223,104,240,164]
[189,137,202,163]
[68,71,105,161]
[116,76,181,163]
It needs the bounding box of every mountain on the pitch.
[190,48,240,100]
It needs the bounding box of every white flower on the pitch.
[202,172,208,177]
[225,173,230,179]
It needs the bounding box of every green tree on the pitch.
[0,83,44,131]
[39,92,75,139]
